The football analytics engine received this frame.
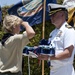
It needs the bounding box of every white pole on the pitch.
[28,56,30,75]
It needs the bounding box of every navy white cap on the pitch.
[48,3,67,16]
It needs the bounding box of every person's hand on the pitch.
[21,21,35,39]
[21,21,28,26]
[37,54,49,60]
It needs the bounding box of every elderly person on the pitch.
[38,3,75,75]
[0,15,35,75]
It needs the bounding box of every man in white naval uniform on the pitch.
[38,3,75,75]
[63,0,75,54]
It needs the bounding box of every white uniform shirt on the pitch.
[0,31,29,73]
[48,22,75,75]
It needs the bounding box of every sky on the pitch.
[0,0,21,7]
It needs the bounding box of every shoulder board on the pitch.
[73,26,75,30]
[49,35,52,38]
[65,24,73,29]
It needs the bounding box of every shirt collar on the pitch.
[59,22,68,31]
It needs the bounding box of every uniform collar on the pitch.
[59,22,68,31]
[1,33,13,46]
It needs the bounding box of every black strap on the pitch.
[1,33,13,46]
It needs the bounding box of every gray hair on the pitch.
[3,15,22,33]
[64,10,68,21]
